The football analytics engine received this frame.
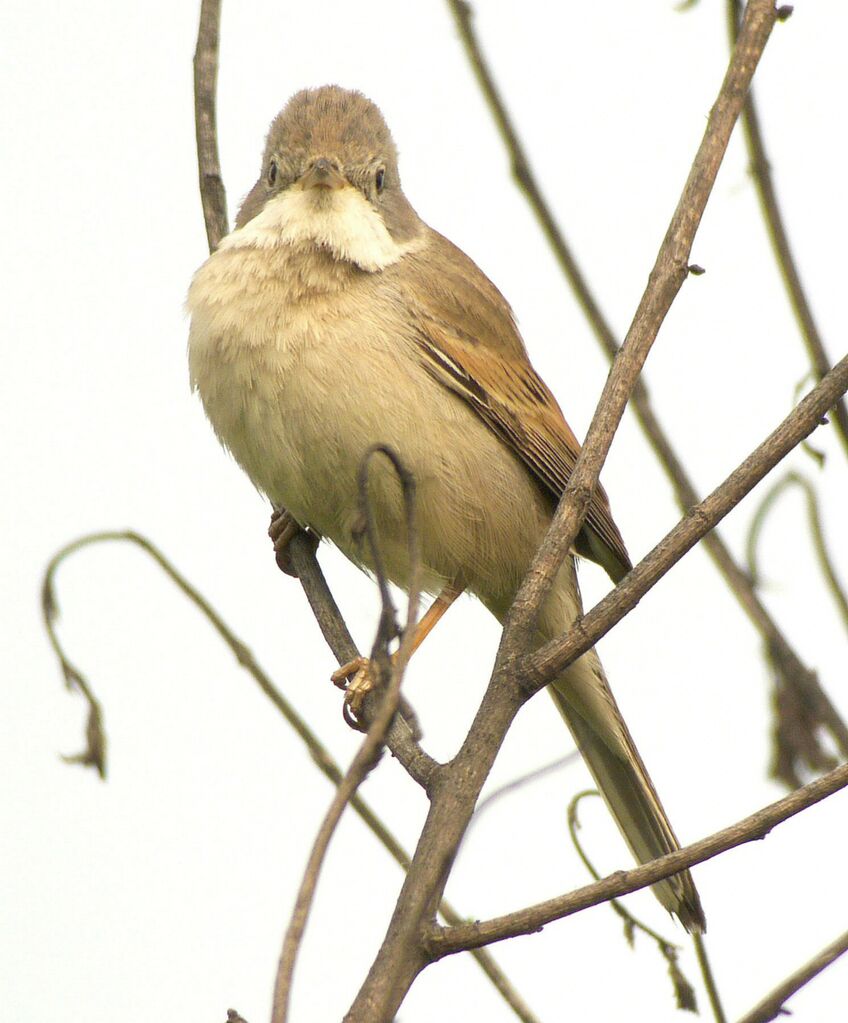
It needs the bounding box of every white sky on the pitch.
[3,2,848,1021]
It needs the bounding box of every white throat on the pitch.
[219,186,406,271]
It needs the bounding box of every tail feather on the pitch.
[483,556,704,931]
[549,666,705,933]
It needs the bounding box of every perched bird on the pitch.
[187,85,704,931]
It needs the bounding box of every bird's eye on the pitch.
[267,160,278,186]
[375,167,385,193]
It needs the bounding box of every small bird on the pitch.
[187,86,704,931]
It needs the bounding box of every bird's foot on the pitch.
[331,656,375,722]
[268,508,317,576]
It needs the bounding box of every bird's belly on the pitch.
[188,260,551,601]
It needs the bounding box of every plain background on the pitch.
[3,2,847,1020]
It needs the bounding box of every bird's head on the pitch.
[226,86,421,271]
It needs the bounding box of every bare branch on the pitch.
[526,355,848,689]
[736,927,848,1023]
[193,0,228,250]
[505,0,781,658]
[744,469,848,784]
[746,471,848,633]
[191,0,432,785]
[344,7,781,1018]
[468,751,580,832]
[43,529,539,1023]
[692,935,729,1023]
[447,0,848,772]
[41,545,107,778]
[286,532,436,789]
[427,760,848,955]
[271,449,421,1022]
[727,0,848,458]
[190,11,543,1020]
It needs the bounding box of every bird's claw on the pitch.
[331,656,375,724]
[268,508,317,576]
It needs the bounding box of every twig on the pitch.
[271,448,421,1022]
[446,0,848,772]
[426,760,848,955]
[567,791,699,1014]
[468,751,580,831]
[41,550,107,778]
[693,934,729,1023]
[746,471,848,632]
[735,927,848,1023]
[526,355,848,688]
[344,7,781,1019]
[727,0,848,459]
[193,0,228,250]
[42,529,540,1023]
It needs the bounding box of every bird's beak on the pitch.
[299,158,346,192]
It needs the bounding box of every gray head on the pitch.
[235,86,420,247]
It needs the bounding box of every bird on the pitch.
[187,85,705,932]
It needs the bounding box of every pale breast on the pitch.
[187,242,552,602]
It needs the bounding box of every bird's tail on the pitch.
[548,652,705,932]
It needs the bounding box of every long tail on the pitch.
[548,653,705,932]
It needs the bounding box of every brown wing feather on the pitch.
[396,228,631,583]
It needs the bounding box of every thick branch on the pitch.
[344,6,779,1020]
[526,355,848,689]
[427,761,848,955]
[498,0,780,658]
[448,0,848,769]
[190,8,543,1021]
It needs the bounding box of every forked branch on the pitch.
[447,0,848,775]
[344,5,782,1020]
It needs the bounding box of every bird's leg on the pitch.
[332,583,464,718]
[268,506,318,577]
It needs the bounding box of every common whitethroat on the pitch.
[187,86,704,932]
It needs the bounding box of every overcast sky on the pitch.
[3,2,848,1021]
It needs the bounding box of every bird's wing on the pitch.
[395,228,631,583]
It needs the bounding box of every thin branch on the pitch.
[727,0,848,458]
[567,791,700,1015]
[286,532,436,789]
[447,0,848,773]
[344,7,781,1019]
[469,751,580,831]
[41,552,107,778]
[526,355,848,689]
[736,927,848,1023]
[42,530,540,1023]
[271,448,422,1023]
[193,0,228,250]
[746,471,848,633]
[693,934,729,1023]
[427,760,848,956]
[505,0,780,661]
